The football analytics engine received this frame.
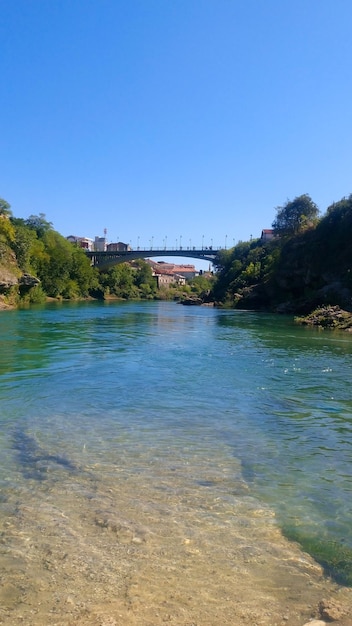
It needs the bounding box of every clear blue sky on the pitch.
[1,0,351,267]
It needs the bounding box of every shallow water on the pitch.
[0,300,352,624]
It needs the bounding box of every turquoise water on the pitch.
[1,300,352,583]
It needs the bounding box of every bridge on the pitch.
[86,248,220,270]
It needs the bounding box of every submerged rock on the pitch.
[319,598,347,621]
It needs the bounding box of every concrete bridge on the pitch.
[86,248,219,270]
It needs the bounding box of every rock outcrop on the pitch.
[295,305,352,330]
[0,267,18,289]
[0,245,40,309]
[19,273,41,287]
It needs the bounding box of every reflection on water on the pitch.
[0,301,352,624]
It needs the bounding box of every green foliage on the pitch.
[25,213,53,237]
[37,231,74,297]
[315,194,352,267]
[0,216,15,243]
[20,285,47,305]
[189,274,214,295]
[210,192,352,311]
[214,248,233,270]
[0,198,12,217]
[211,238,267,304]
[98,260,158,300]
[10,219,39,271]
[31,231,95,298]
[70,246,100,297]
[261,245,281,279]
[133,259,157,296]
[100,263,139,299]
[272,194,319,236]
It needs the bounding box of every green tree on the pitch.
[133,259,156,292]
[28,238,49,274]
[70,246,100,297]
[272,194,319,236]
[0,216,15,243]
[0,198,12,217]
[37,230,73,296]
[189,274,214,295]
[10,220,39,270]
[101,263,138,298]
[25,213,53,237]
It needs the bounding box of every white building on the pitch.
[67,235,94,250]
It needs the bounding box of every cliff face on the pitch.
[0,265,18,289]
[0,244,39,309]
[0,244,19,308]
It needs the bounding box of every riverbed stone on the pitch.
[319,597,347,621]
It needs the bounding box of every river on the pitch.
[0,300,351,625]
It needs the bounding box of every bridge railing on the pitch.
[86,247,220,255]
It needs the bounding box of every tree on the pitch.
[101,263,138,298]
[0,216,15,243]
[272,194,319,236]
[37,230,73,296]
[0,198,12,217]
[11,221,38,270]
[25,213,53,237]
[133,259,157,295]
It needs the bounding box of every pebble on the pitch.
[302,621,326,626]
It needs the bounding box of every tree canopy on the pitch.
[0,198,12,217]
[25,213,53,237]
[272,194,319,236]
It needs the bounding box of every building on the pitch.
[153,270,186,288]
[148,260,197,288]
[94,236,107,251]
[106,241,131,252]
[148,261,198,280]
[66,235,94,250]
[261,229,275,242]
[172,264,197,280]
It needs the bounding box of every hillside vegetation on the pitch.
[211,193,352,314]
[0,198,212,308]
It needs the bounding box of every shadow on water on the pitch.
[12,429,77,481]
